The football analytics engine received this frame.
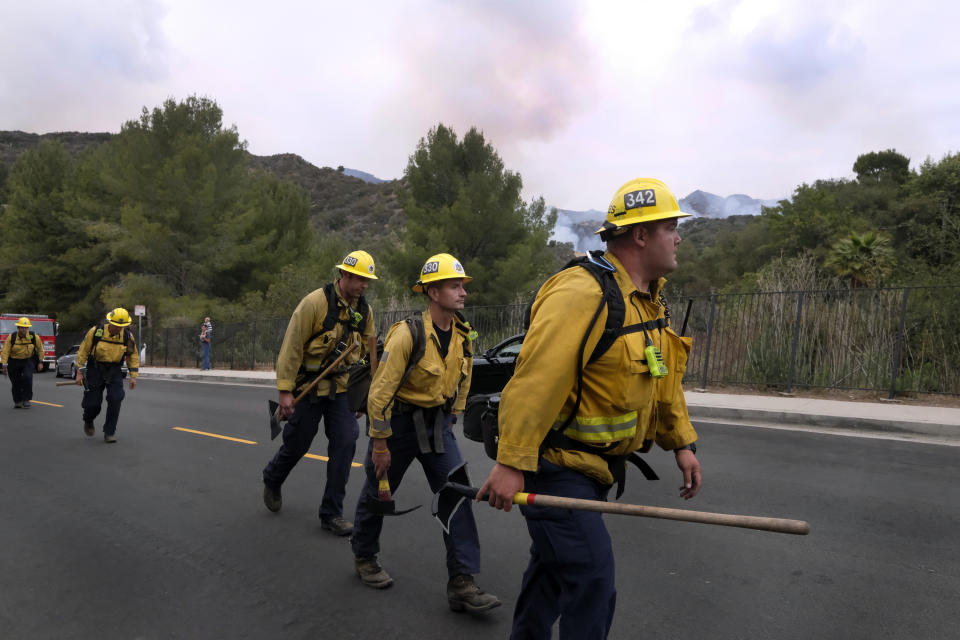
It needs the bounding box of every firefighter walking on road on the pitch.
[76,308,140,443]
[350,253,501,614]
[1,317,45,409]
[262,250,378,536]
[478,178,703,639]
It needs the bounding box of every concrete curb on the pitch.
[138,369,959,440]
[687,405,959,438]
[138,372,275,386]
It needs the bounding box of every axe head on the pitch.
[268,400,283,440]
[361,493,421,517]
[431,463,473,534]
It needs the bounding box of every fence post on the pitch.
[785,292,804,394]
[164,328,169,367]
[251,317,257,371]
[699,293,718,390]
[888,288,911,400]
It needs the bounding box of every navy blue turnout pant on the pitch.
[82,362,126,436]
[262,392,359,519]
[510,460,617,640]
[351,411,481,579]
[7,358,34,404]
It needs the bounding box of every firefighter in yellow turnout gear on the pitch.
[1,317,45,409]
[262,250,378,536]
[479,178,702,639]
[76,308,140,442]
[351,253,501,614]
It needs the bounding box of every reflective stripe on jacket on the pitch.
[496,251,697,485]
[275,281,374,395]
[367,309,473,438]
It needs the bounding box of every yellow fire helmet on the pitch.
[595,177,692,239]
[15,317,32,328]
[336,250,378,280]
[412,253,472,292]
[106,307,133,327]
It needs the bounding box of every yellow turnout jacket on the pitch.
[367,309,473,438]
[497,252,697,485]
[1,331,44,363]
[77,324,140,378]
[275,281,374,396]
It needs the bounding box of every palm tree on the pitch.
[825,231,895,288]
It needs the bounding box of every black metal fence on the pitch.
[59,285,960,397]
[673,286,960,397]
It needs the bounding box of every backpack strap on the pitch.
[383,315,426,413]
[453,311,475,358]
[575,251,625,365]
[305,283,370,351]
[89,326,135,360]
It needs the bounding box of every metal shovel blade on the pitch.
[362,493,421,517]
[268,400,283,440]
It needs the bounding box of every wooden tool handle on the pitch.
[444,483,809,536]
[56,381,82,387]
[292,342,359,405]
[516,493,810,535]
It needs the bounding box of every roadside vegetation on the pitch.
[1,97,957,365]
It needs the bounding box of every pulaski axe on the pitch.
[361,477,421,517]
[267,342,358,440]
[432,466,810,536]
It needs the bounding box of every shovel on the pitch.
[432,467,810,536]
[361,477,421,517]
[268,343,358,439]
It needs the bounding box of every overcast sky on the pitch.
[2,0,958,210]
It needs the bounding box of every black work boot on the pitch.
[83,420,95,437]
[355,555,393,589]
[13,402,22,409]
[104,433,117,443]
[21,401,30,409]
[263,483,282,513]
[320,515,353,537]
[447,574,501,613]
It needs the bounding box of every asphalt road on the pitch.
[1,375,958,639]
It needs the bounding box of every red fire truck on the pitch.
[0,313,58,371]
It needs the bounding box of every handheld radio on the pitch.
[644,344,668,378]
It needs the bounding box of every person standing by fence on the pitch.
[200,317,213,371]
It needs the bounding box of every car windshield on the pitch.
[494,339,523,357]
[0,319,54,334]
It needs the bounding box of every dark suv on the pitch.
[469,333,524,397]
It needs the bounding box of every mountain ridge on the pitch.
[0,130,783,252]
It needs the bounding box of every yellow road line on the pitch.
[172,427,257,445]
[304,453,364,468]
[171,427,364,467]
[30,400,64,408]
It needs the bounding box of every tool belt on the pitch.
[393,398,455,455]
[540,429,659,499]
[87,359,125,384]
